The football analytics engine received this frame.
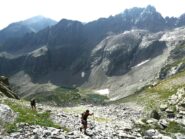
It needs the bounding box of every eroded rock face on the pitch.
[0,76,9,86]
[0,76,19,99]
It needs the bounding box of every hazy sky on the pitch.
[0,0,185,29]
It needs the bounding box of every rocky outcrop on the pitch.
[134,88,185,138]
[0,76,18,99]
[0,104,17,124]
[0,104,17,134]
[160,41,185,79]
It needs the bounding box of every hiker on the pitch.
[30,99,36,110]
[80,110,94,134]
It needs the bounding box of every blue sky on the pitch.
[0,0,185,29]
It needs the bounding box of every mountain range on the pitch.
[1,5,185,102]
[0,16,57,44]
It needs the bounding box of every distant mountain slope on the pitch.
[0,16,57,43]
[0,5,185,101]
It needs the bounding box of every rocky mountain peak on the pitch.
[0,16,57,44]
[145,5,156,13]
[177,13,185,26]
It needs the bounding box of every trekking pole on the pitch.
[93,114,95,128]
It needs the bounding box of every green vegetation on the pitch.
[134,118,185,136]
[4,123,17,133]
[135,119,161,135]
[3,99,61,133]
[114,68,185,111]
[165,121,185,134]
[27,86,108,106]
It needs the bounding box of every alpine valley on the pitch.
[1,5,185,138]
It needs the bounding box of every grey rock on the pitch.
[0,104,17,124]
[176,114,183,119]
[159,119,168,129]
[160,104,168,111]
[168,94,179,105]
[146,118,158,124]
[179,111,185,115]
[166,107,175,113]
[176,119,185,126]
[144,129,159,137]
[161,136,173,139]
[33,134,39,139]
[175,133,185,139]
[53,135,65,139]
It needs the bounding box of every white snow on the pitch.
[134,59,150,67]
[81,72,85,78]
[95,89,109,96]
[30,46,48,57]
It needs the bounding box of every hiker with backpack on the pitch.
[80,110,94,135]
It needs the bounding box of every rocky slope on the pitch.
[84,27,185,100]
[1,86,185,139]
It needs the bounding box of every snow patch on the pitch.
[81,72,85,78]
[95,89,109,96]
[30,46,48,57]
[134,59,150,67]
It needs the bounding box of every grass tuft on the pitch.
[3,99,61,133]
[165,121,185,134]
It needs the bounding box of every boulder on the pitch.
[0,104,17,124]
[168,94,179,105]
[159,119,168,129]
[176,119,185,126]
[144,129,159,137]
[175,133,185,139]
[179,99,185,108]
[165,107,175,113]
[146,118,158,124]
[160,104,168,111]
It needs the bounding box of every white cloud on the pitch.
[0,0,185,29]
